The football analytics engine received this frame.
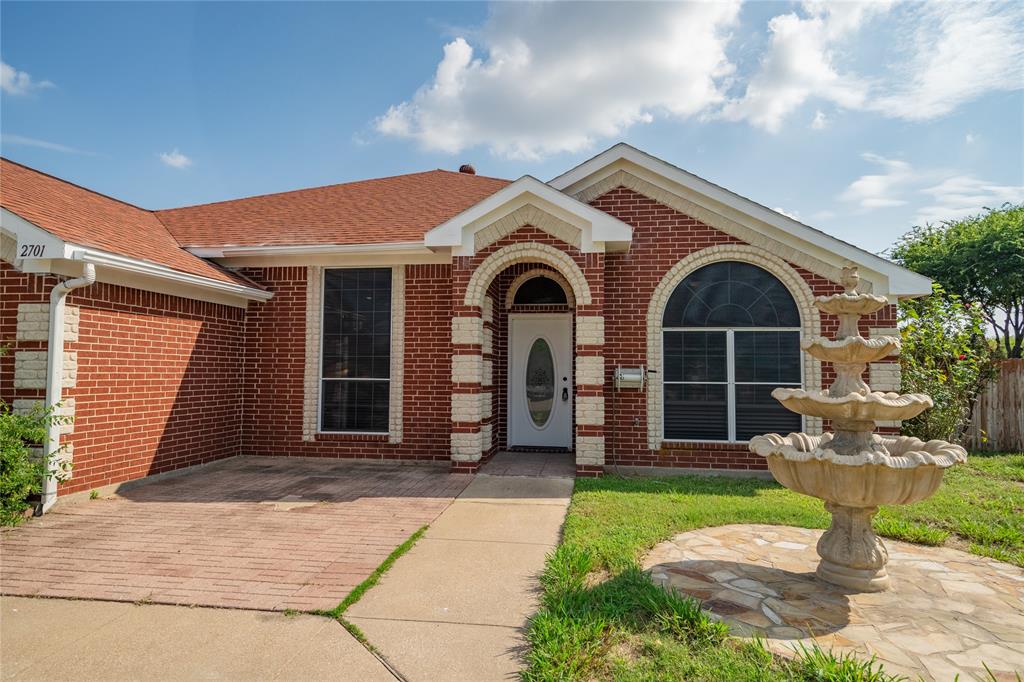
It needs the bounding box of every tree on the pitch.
[899,286,997,444]
[891,204,1024,358]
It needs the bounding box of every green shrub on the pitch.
[0,401,71,525]
[899,285,997,443]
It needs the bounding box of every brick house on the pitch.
[1,143,930,508]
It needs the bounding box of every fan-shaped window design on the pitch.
[662,262,802,442]
[513,276,568,306]
[662,261,800,328]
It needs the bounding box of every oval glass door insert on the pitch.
[525,338,555,428]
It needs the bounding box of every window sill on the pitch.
[316,432,390,442]
[660,440,752,450]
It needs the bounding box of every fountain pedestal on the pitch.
[749,266,966,592]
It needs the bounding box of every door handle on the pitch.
[562,387,569,401]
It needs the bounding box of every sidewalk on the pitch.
[347,471,573,681]
[0,596,395,680]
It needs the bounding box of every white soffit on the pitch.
[549,143,932,298]
[424,175,632,256]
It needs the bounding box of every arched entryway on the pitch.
[450,241,606,475]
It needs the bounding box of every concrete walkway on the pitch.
[0,596,396,681]
[347,471,574,681]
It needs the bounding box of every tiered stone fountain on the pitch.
[750,266,967,592]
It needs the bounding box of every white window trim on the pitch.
[303,265,404,442]
[646,246,824,450]
[661,327,804,444]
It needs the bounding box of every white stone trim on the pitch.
[463,242,592,308]
[451,431,483,461]
[14,398,75,435]
[16,304,79,342]
[302,266,323,441]
[646,244,823,449]
[388,266,405,443]
[451,392,483,422]
[480,423,493,454]
[505,268,576,309]
[452,316,484,345]
[482,296,494,324]
[14,350,76,390]
[303,265,405,442]
[869,363,901,393]
[452,354,483,384]
[576,316,604,346]
[475,204,582,252]
[483,359,493,386]
[575,355,604,386]
[576,395,605,426]
[482,328,493,355]
[576,435,605,467]
[481,392,493,419]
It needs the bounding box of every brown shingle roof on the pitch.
[0,158,256,288]
[1,161,511,288]
[154,170,510,247]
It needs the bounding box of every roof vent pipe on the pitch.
[39,263,96,514]
[458,164,476,175]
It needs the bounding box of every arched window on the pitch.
[513,276,568,305]
[662,261,802,442]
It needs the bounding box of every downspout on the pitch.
[39,263,96,513]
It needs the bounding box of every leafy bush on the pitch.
[899,285,997,443]
[0,401,71,526]
[891,203,1024,358]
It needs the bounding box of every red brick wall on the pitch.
[592,186,897,470]
[1,260,246,495]
[238,264,452,461]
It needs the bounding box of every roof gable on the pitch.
[424,175,632,256]
[549,143,931,297]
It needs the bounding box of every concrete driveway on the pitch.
[0,456,471,611]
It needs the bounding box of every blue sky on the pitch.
[2,1,1022,255]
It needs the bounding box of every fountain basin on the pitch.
[815,292,889,316]
[801,335,901,364]
[772,388,933,422]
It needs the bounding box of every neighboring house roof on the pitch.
[155,170,511,247]
[0,158,258,289]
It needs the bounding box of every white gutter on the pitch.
[40,263,96,513]
[73,247,273,302]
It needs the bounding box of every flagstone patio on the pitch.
[643,524,1024,681]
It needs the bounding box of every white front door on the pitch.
[508,314,572,449]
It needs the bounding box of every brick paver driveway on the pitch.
[1,457,471,611]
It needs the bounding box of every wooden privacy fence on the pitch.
[965,359,1024,451]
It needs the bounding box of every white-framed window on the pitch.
[662,261,803,443]
[319,267,392,433]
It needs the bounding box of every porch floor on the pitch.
[479,450,576,478]
[0,456,472,612]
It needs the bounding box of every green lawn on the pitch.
[523,451,1023,681]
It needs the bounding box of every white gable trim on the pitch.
[424,175,632,257]
[549,144,932,299]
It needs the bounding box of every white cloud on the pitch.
[773,206,801,220]
[965,132,976,144]
[375,2,740,159]
[1,133,91,155]
[839,153,1023,223]
[721,2,885,133]
[1,61,54,95]
[871,3,1024,120]
[723,1,1023,132]
[840,153,916,209]
[915,176,1024,224]
[811,110,828,130]
[159,149,192,169]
